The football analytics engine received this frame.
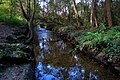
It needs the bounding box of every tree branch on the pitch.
[18,0,28,20]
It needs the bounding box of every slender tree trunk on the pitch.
[19,0,28,19]
[94,0,98,28]
[90,0,94,30]
[27,0,31,19]
[72,0,78,17]
[68,5,71,25]
[90,0,98,30]
[26,0,36,43]
[72,0,82,29]
[105,0,112,27]
[18,0,35,43]
[95,17,98,27]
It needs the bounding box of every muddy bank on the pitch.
[0,23,35,80]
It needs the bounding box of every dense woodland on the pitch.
[0,0,120,79]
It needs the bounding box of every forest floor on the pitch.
[0,23,34,80]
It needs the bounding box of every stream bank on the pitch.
[51,27,120,76]
[35,27,119,80]
[0,23,35,80]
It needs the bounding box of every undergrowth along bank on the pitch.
[76,25,120,62]
[56,24,120,65]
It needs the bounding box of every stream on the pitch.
[35,28,119,80]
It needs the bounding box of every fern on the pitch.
[76,25,120,61]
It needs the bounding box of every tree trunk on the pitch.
[18,0,28,20]
[105,0,112,27]
[94,0,98,28]
[90,0,98,30]
[68,5,71,25]
[18,0,35,44]
[72,0,82,29]
[90,0,94,30]
[27,0,30,19]
[25,0,36,43]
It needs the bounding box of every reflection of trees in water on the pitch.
[36,28,99,80]
[36,62,99,80]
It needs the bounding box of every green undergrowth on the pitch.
[43,21,119,63]
[76,24,120,61]
[0,12,24,26]
[62,24,120,62]
[0,2,24,26]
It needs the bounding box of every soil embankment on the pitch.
[0,23,35,80]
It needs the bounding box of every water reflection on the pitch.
[35,62,63,80]
[35,62,99,80]
[35,28,99,80]
[35,28,118,80]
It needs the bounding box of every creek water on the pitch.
[35,28,119,80]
